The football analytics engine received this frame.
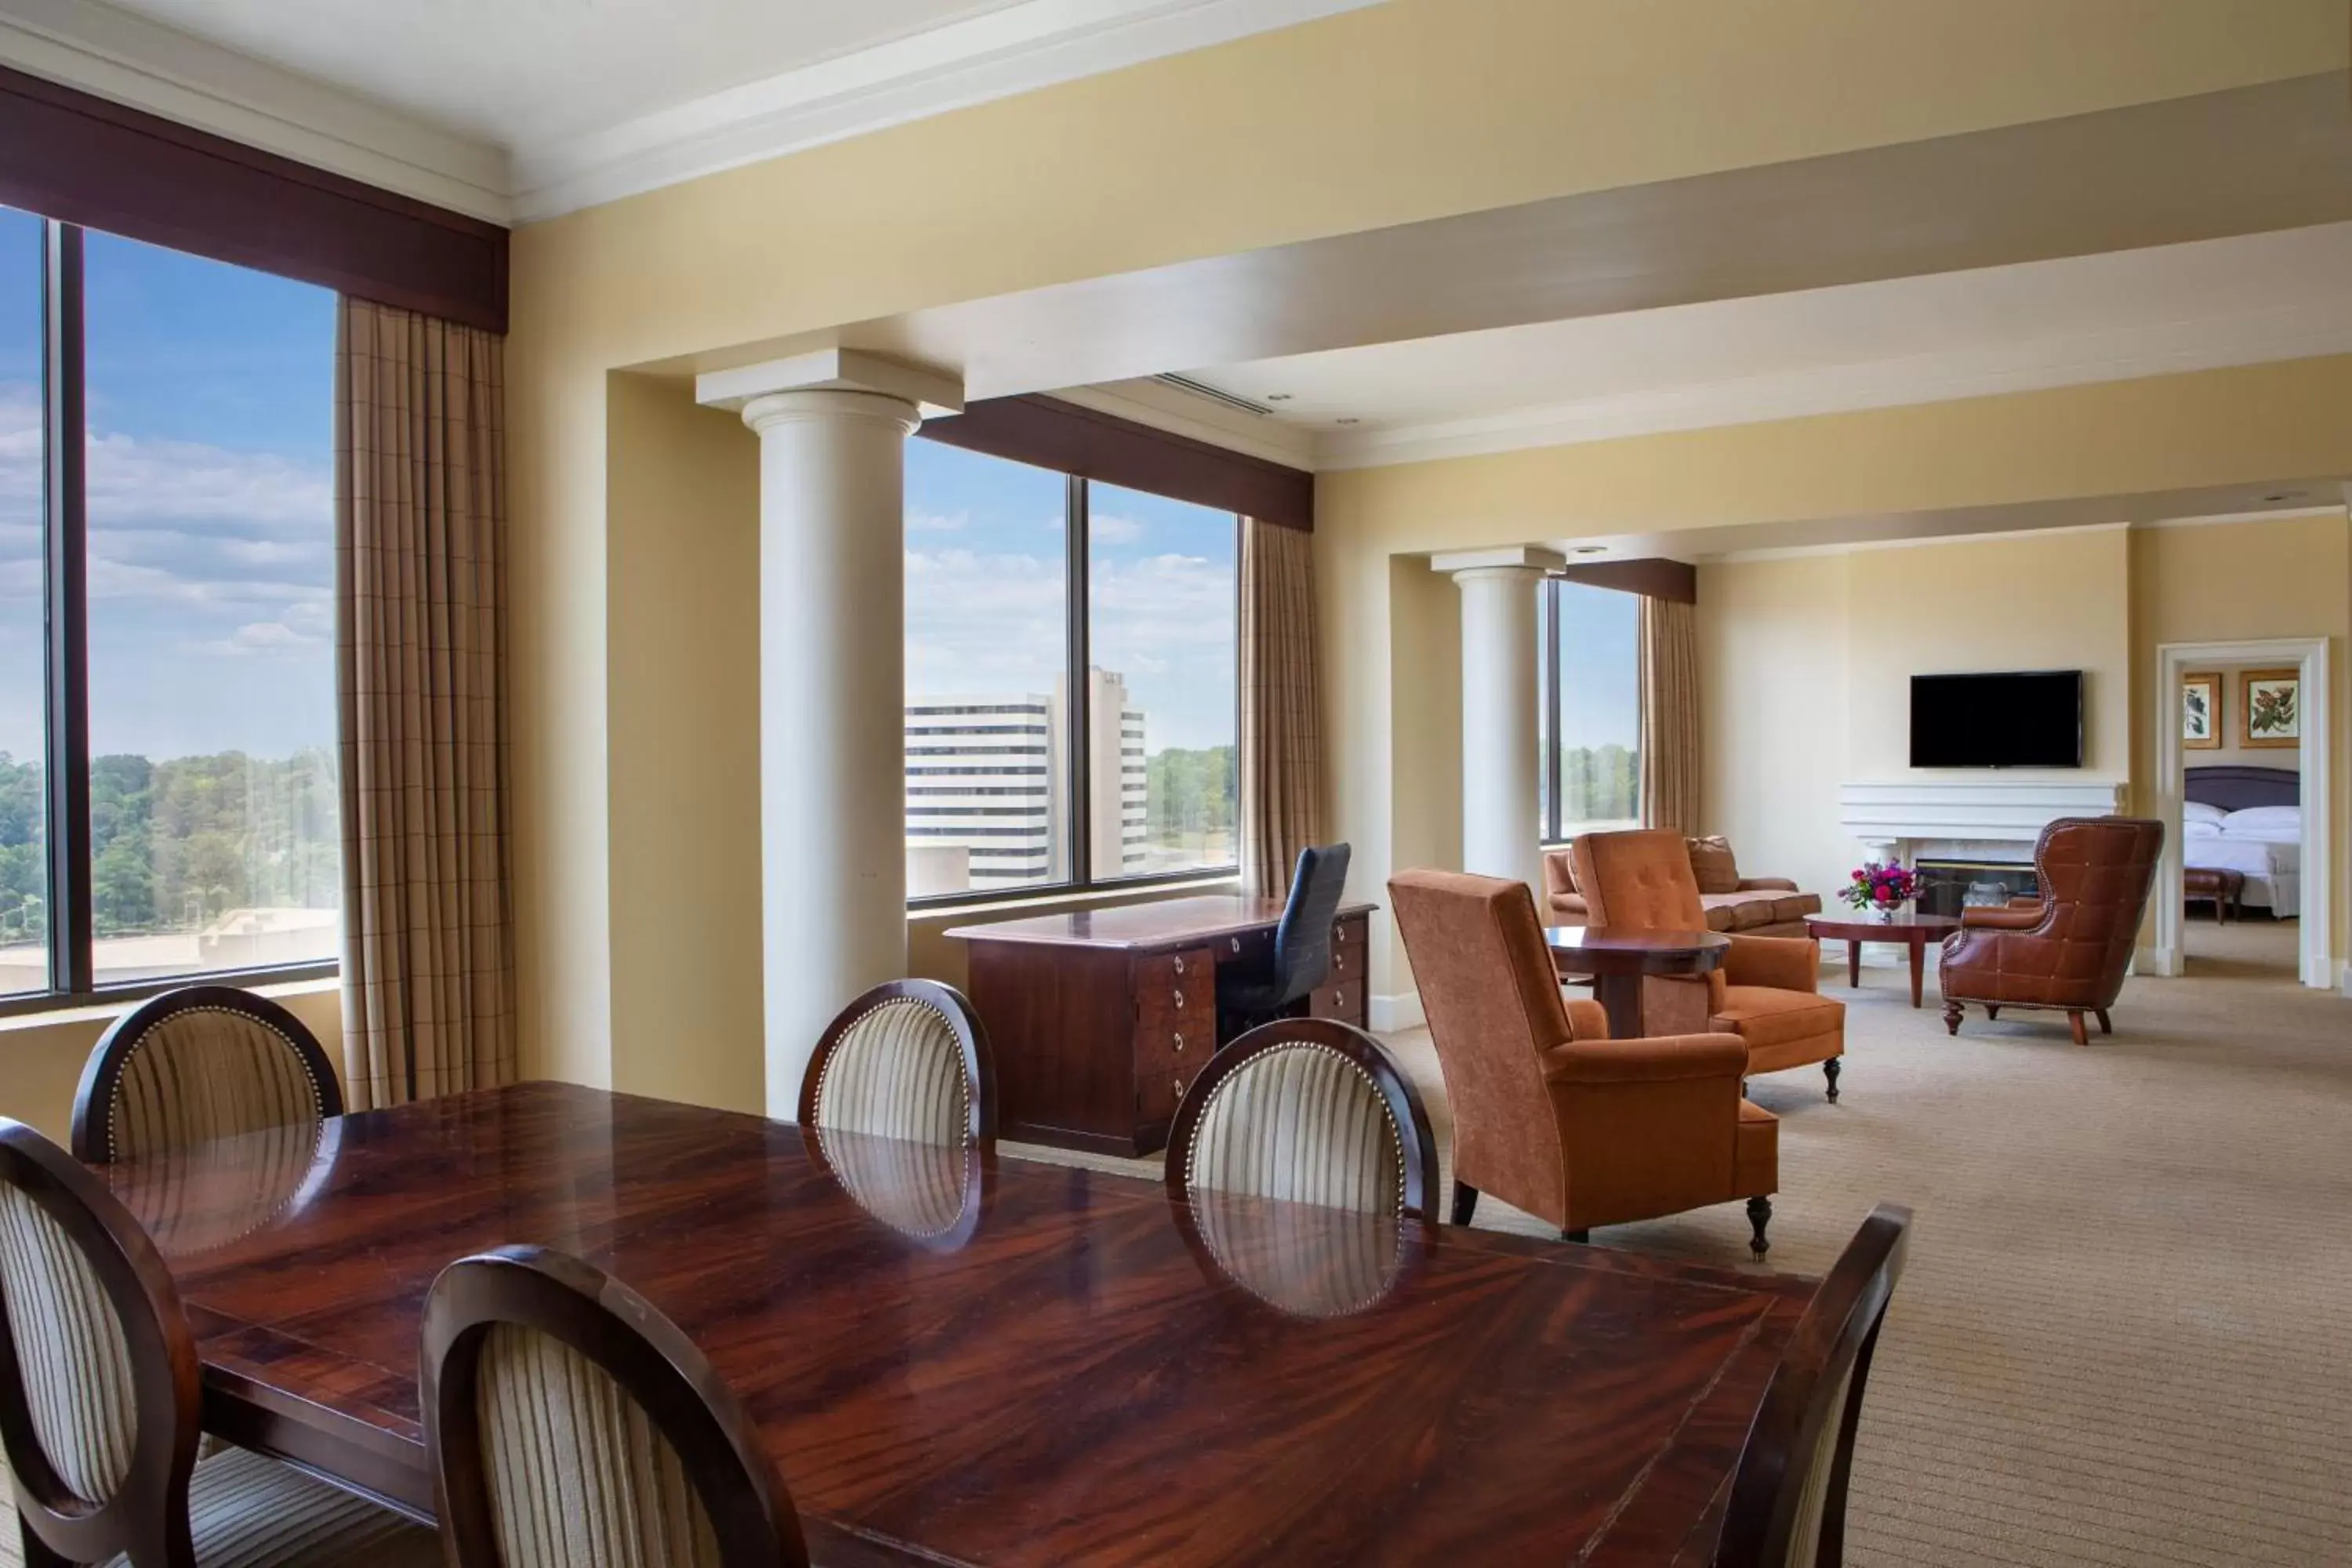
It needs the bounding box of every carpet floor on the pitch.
[6,920,2342,1566]
[1018,918,2352,1566]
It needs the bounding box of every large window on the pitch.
[2,209,339,1007]
[903,442,1240,902]
[1540,579,1642,843]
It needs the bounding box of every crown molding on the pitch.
[1051,381,1318,470]
[0,0,510,221]
[1309,300,2352,473]
[1710,520,2132,565]
[2131,505,2346,530]
[0,0,1381,229]
[509,0,1385,222]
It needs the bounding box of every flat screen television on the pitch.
[1909,670,2082,768]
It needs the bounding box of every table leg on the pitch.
[1846,940,1861,989]
[1592,974,1645,1042]
[1908,933,1926,1009]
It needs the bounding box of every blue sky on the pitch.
[0,209,336,764]
[905,439,1238,755]
[1553,579,1640,750]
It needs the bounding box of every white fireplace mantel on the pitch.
[1838,779,2128,862]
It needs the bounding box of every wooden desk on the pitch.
[947,895,1375,1154]
[111,1083,1813,1566]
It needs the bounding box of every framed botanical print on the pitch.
[2239,667,2301,750]
[2180,671,2220,750]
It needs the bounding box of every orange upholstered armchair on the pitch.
[1940,815,2164,1045]
[1570,829,1846,1100]
[1389,869,1779,1256]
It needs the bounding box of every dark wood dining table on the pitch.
[104,1080,1813,1566]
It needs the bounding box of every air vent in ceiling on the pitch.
[1152,373,1276,418]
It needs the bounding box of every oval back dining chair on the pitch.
[0,1118,436,1567]
[1163,1018,1438,1220]
[72,985,343,1164]
[798,980,996,1147]
[423,1245,809,1568]
[1715,1203,1915,1567]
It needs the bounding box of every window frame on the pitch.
[0,214,339,1018]
[1537,575,1646,848]
[904,457,1243,913]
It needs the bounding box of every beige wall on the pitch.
[503,0,2343,1087]
[0,982,344,1144]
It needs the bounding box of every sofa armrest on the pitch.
[1548,891,1590,920]
[1961,905,2042,931]
[1562,996,1610,1042]
[1722,933,1820,993]
[1541,1032,1748,1085]
[1734,877,1799,892]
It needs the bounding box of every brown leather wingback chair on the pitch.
[1570,829,1846,1100]
[1939,815,2164,1046]
[1389,869,1780,1256]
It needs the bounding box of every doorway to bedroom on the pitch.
[2154,637,2333,989]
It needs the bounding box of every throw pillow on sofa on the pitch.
[1686,835,1740,894]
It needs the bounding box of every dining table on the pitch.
[103,1080,1815,1566]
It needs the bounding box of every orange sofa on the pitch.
[1544,834,1820,938]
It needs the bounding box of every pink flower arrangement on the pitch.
[1842,860,1920,913]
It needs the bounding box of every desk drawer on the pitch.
[1134,947,1216,1123]
[1308,978,1365,1026]
[1328,915,1367,986]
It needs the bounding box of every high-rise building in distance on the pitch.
[905,668,1145,895]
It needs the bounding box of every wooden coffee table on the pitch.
[1804,911,1961,1008]
[1545,926,1731,1040]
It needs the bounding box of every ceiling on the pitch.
[0,0,1381,218]
[1129,221,2352,470]
[91,0,1030,147]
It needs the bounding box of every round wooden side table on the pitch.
[1544,926,1730,1040]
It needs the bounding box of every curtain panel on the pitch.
[1638,596,1701,833]
[1239,518,1325,898]
[335,298,515,1109]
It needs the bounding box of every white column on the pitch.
[1432,547,1565,902]
[698,350,962,1119]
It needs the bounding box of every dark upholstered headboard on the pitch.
[2185,765,2299,811]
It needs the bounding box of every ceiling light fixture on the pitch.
[1265,392,1293,401]
[1335,417,1360,426]
[2262,490,2308,503]
[1573,545,1607,555]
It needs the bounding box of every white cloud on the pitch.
[907,507,967,533]
[1090,512,1145,544]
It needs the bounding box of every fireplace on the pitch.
[1915,858,2038,920]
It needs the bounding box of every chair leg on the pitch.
[1745,1195,1773,1258]
[2096,1008,2112,1036]
[1562,1228,1589,1244]
[1984,1004,2000,1021]
[1942,1000,1964,1036]
[2067,1010,2089,1046]
[1823,1058,1841,1102]
[1450,1181,1479,1227]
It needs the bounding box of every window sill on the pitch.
[0,974,339,1033]
[908,873,1240,924]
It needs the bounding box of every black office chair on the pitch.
[1216,843,1352,1044]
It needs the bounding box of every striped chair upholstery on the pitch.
[816,1134,983,1245]
[157,1446,442,1567]
[76,988,341,1163]
[474,1324,721,1568]
[425,1247,808,1568]
[805,983,993,1148]
[1168,1021,1438,1221]
[0,1184,136,1503]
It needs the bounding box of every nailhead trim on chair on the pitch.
[811,1000,973,1148]
[1181,1040,1408,1214]
[110,1007,329,1158]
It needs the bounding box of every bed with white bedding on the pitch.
[2183,768,2301,916]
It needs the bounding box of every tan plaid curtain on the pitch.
[1239,517,1324,897]
[335,298,515,1109]
[1638,595,1701,833]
